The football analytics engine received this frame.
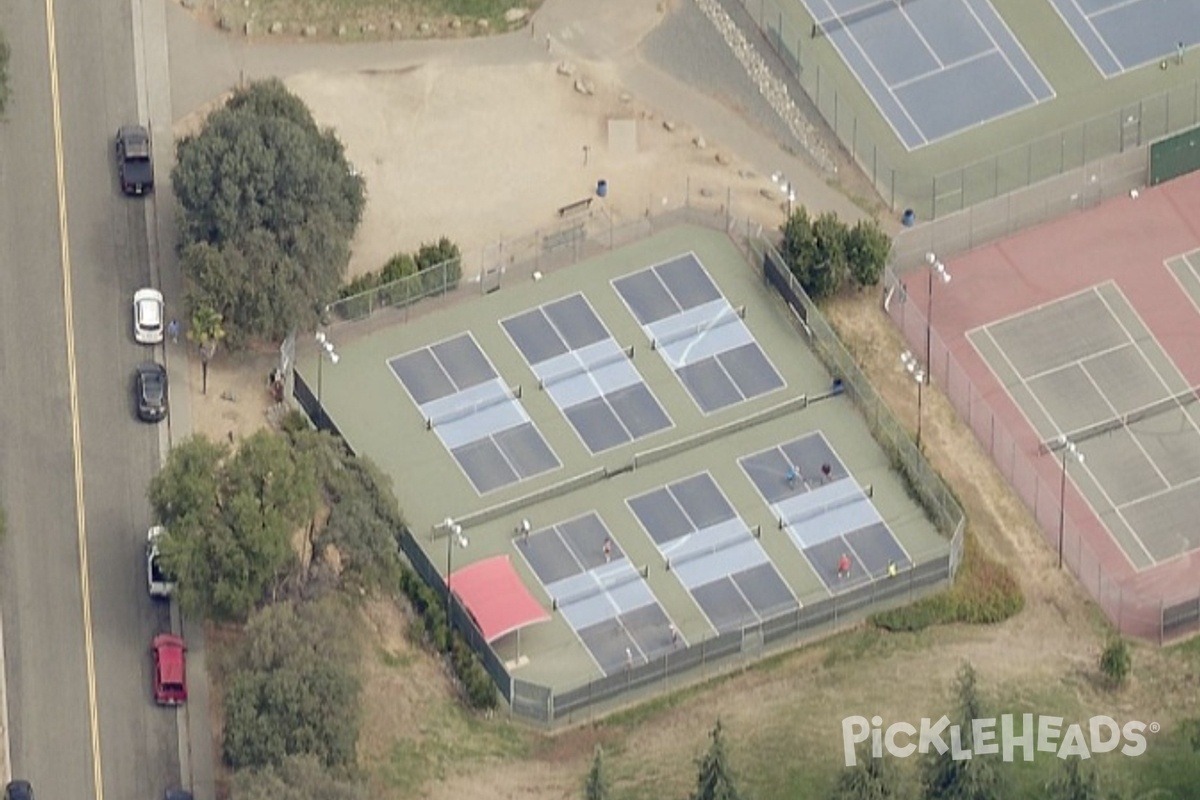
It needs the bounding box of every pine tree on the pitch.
[584,745,610,800]
[690,720,743,800]
[830,744,906,799]
[919,662,1002,800]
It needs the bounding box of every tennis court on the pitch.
[515,512,681,675]
[501,293,673,454]
[388,333,560,494]
[800,0,1053,149]
[612,253,785,414]
[968,281,1200,568]
[1167,248,1200,314]
[1048,0,1200,78]
[627,472,798,633]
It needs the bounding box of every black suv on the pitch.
[4,781,33,800]
[135,362,169,423]
[116,125,155,195]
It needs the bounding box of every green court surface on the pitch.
[301,225,949,693]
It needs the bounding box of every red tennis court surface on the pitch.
[890,169,1200,641]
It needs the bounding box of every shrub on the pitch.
[1100,637,1131,688]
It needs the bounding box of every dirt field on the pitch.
[175,3,1200,799]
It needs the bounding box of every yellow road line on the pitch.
[44,0,106,798]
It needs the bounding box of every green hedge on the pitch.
[397,566,498,710]
[871,533,1023,632]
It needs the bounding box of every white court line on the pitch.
[980,325,1066,440]
[965,0,1056,99]
[891,48,994,92]
[1021,341,1131,385]
[899,4,944,69]
[1077,358,1171,489]
[1164,254,1200,319]
[836,18,930,146]
[1068,0,1124,74]
[1116,469,1200,511]
[959,0,1040,102]
[964,282,1101,334]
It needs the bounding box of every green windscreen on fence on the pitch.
[1150,126,1200,185]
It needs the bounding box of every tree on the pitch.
[919,662,1003,800]
[1045,758,1104,800]
[690,720,742,800]
[845,218,891,289]
[1099,638,1131,689]
[416,236,463,294]
[148,432,316,621]
[781,207,854,299]
[0,29,10,116]
[831,744,907,799]
[172,79,366,343]
[232,754,366,800]
[584,744,610,800]
[223,598,361,770]
[188,303,226,395]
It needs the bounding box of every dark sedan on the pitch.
[134,362,168,423]
[116,124,155,195]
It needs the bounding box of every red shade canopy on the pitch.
[450,555,550,642]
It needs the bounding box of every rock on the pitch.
[619,92,632,104]
[302,24,317,36]
[573,79,594,96]
[760,188,776,200]
[218,14,233,30]
[662,120,676,132]
[699,187,714,198]
[504,7,530,23]
[361,22,376,33]
[693,135,707,149]
[418,21,431,33]
[269,21,283,34]
[449,17,461,29]
[336,24,347,36]
[476,18,489,29]
[390,20,403,32]
[180,0,196,9]
[243,20,253,36]
[715,153,731,165]
[738,169,756,179]
[556,61,576,77]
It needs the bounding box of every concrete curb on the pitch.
[0,603,11,785]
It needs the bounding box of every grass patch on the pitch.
[869,529,1023,632]
[375,645,416,669]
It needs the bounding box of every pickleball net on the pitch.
[666,525,759,572]
[1039,388,1200,454]
[425,384,522,429]
[552,565,647,610]
[778,491,862,530]
[538,345,635,390]
[651,304,745,351]
[811,0,913,38]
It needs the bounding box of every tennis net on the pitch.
[553,566,644,610]
[811,0,912,38]
[538,345,634,390]
[426,384,522,429]
[667,526,756,572]
[651,305,745,351]
[1039,388,1200,454]
[779,491,862,530]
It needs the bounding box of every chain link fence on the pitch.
[883,146,1200,642]
[736,0,1200,220]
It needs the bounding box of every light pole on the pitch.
[773,171,797,218]
[900,351,926,449]
[1057,437,1084,570]
[925,252,951,379]
[315,331,340,429]
[443,517,469,647]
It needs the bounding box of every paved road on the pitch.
[0,0,181,796]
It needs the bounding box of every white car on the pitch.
[146,526,176,598]
[133,288,164,344]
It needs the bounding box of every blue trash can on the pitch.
[597,179,608,198]
[901,208,916,227]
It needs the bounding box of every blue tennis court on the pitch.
[1048,0,1200,78]
[501,293,673,454]
[515,512,681,675]
[613,253,785,414]
[626,472,798,633]
[388,333,560,494]
[740,433,912,592]
[804,0,1054,149]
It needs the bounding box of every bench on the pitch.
[557,197,593,217]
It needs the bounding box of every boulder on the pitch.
[693,135,707,149]
[476,18,489,29]
[556,61,576,77]
[302,24,317,36]
[715,153,731,165]
[573,79,595,96]
[218,14,233,30]
[418,21,431,33]
[390,20,403,32]
[180,0,196,9]
[504,7,530,23]
[336,23,347,36]
[361,22,376,33]
[662,120,676,132]
[269,21,283,34]
[449,17,462,29]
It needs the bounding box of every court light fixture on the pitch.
[900,351,926,449]
[923,253,951,379]
[315,331,340,430]
[445,521,470,649]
